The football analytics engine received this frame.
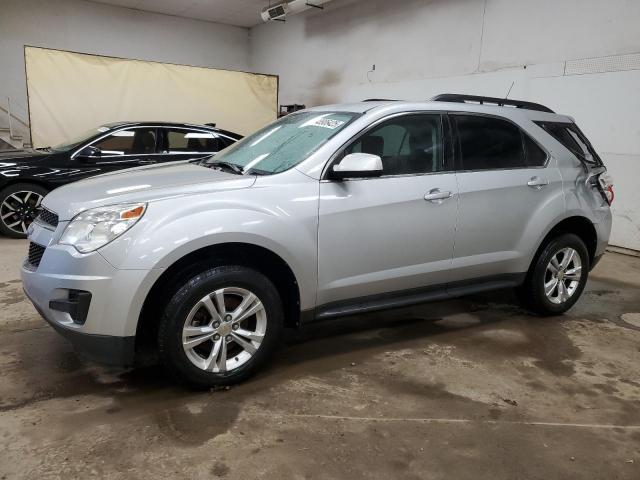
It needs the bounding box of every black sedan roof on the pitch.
[101,121,242,139]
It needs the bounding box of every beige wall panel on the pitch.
[25,47,277,148]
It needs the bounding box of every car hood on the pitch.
[42,161,256,221]
[0,148,50,164]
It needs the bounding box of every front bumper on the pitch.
[21,226,162,366]
[24,287,135,365]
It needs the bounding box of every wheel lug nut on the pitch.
[213,321,220,328]
[214,334,221,341]
[232,323,239,330]
[226,335,232,341]
[225,314,232,321]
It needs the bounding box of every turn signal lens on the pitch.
[121,205,145,219]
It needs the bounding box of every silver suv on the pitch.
[22,94,613,387]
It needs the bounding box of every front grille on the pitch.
[27,242,46,269]
[35,208,59,229]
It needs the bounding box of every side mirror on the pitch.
[76,145,101,162]
[330,153,383,180]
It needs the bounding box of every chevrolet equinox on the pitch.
[22,94,613,387]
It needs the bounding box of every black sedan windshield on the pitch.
[51,126,111,151]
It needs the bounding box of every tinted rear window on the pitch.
[454,115,525,170]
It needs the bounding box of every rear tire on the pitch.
[0,183,48,238]
[518,233,589,316]
[157,265,283,388]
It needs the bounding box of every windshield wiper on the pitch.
[207,160,244,175]
[244,167,270,176]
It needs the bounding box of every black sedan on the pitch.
[0,121,241,238]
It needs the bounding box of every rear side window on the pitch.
[166,129,219,153]
[536,121,601,166]
[345,114,444,175]
[523,134,548,167]
[454,115,525,170]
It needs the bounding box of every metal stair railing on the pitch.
[0,97,30,147]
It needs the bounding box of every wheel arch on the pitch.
[528,215,598,274]
[136,242,302,348]
[0,178,52,194]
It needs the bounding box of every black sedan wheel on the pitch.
[0,183,48,238]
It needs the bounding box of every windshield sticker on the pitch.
[310,118,345,129]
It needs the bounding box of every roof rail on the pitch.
[431,93,554,113]
[362,98,399,102]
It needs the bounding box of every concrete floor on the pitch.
[1,239,639,479]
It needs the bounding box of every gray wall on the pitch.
[0,0,250,128]
[250,0,640,105]
[249,0,640,251]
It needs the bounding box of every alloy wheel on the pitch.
[182,287,267,373]
[544,247,582,305]
[0,190,43,235]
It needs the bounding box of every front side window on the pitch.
[166,129,219,153]
[454,115,525,170]
[204,111,358,174]
[92,128,157,156]
[344,114,444,175]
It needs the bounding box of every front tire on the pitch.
[0,183,48,238]
[518,233,590,316]
[157,265,283,388]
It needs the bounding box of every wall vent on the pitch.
[565,52,640,75]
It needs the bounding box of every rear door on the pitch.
[449,113,564,283]
[317,113,459,305]
[160,128,222,162]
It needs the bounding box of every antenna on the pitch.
[505,81,515,100]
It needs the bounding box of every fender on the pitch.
[99,173,320,310]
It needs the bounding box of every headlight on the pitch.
[59,203,146,253]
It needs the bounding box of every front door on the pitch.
[87,127,160,172]
[317,113,459,306]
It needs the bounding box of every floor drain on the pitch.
[621,313,640,328]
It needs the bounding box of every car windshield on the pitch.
[204,111,359,174]
[51,126,111,151]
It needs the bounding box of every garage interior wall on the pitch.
[0,0,250,142]
[25,47,277,147]
[249,0,640,252]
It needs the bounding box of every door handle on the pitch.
[139,159,157,164]
[527,176,549,189]
[424,189,453,203]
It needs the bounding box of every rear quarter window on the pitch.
[535,121,602,166]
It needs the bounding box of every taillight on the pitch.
[598,174,614,205]
[605,184,614,205]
